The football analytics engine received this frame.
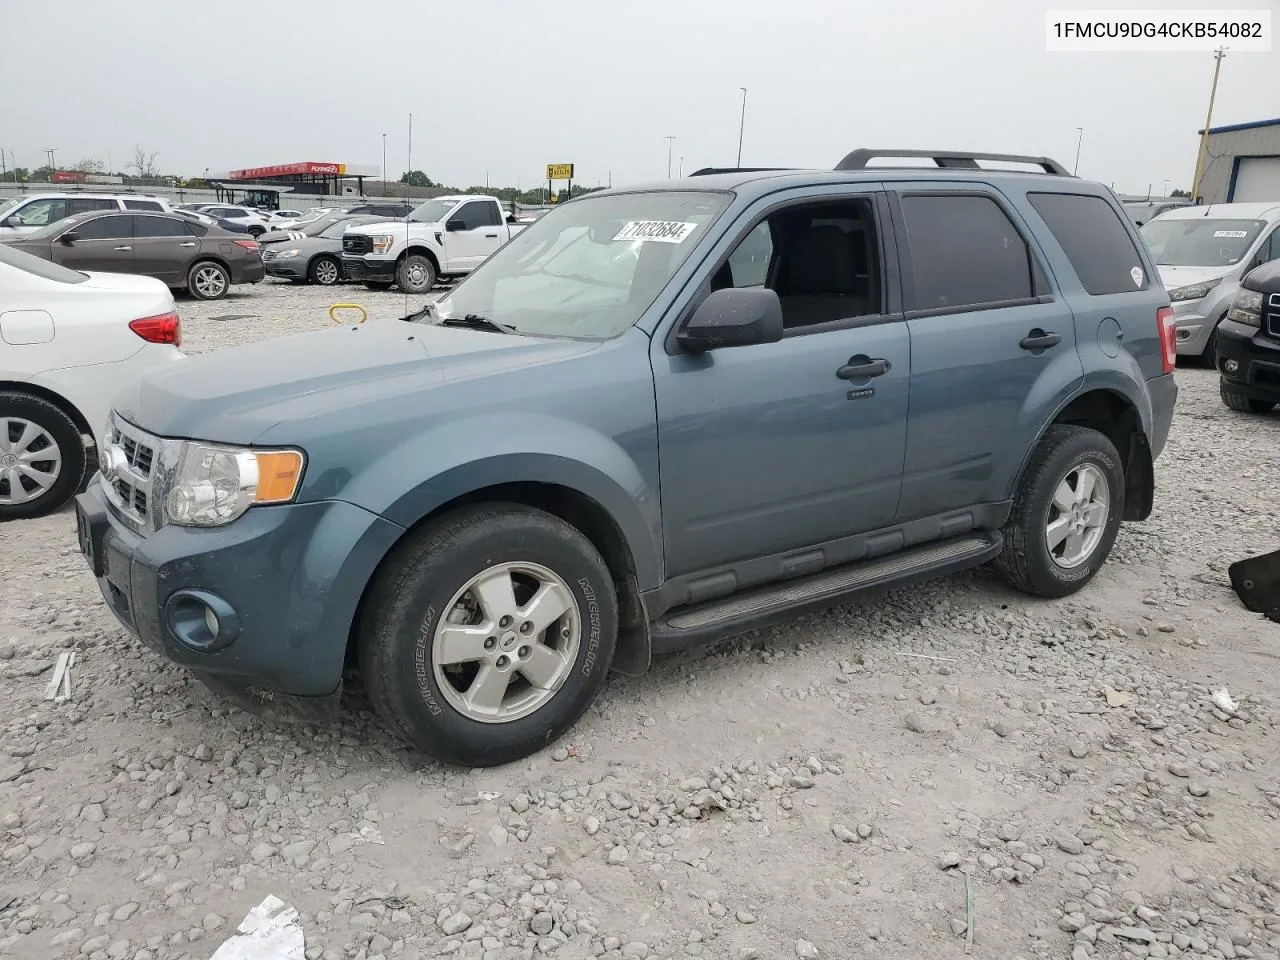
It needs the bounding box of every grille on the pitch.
[1267,293,1280,340]
[261,250,277,262]
[102,419,159,529]
[343,234,373,255]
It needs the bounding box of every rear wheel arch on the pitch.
[346,480,652,680]
[1017,388,1154,522]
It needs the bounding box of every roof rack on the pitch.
[834,149,1071,176]
[688,167,796,177]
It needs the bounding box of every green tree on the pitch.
[29,165,54,182]
[1170,188,1190,198]
[399,170,435,188]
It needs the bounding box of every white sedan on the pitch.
[0,243,185,520]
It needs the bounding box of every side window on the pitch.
[73,216,132,240]
[722,221,774,288]
[711,197,882,330]
[134,215,184,238]
[899,194,1034,311]
[1028,192,1149,295]
[68,198,120,215]
[453,202,493,230]
[14,198,69,226]
[1254,228,1280,266]
[125,199,164,211]
[183,220,208,237]
[480,202,503,227]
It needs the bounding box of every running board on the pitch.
[649,532,1002,654]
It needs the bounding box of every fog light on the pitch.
[165,589,240,652]
[1224,359,1240,374]
[204,606,220,636]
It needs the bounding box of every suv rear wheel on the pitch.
[1220,382,1275,414]
[995,425,1124,598]
[359,503,618,767]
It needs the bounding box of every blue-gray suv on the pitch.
[74,149,1180,767]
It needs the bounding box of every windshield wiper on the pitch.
[439,313,519,335]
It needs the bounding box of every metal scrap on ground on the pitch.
[208,895,304,960]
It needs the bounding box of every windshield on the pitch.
[0,240,88,283]
[431,190,732,340]
[1140,218,1266,267]
[301,216,348,237]
[409,198,460,223]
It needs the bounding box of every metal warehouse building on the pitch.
[1196,117,1280,204]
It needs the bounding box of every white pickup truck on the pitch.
[340,194,530,294]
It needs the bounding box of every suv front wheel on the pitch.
[995,425,1125,598]
[359,503,618,767]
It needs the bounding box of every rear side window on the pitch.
[900,194,1034,311]
[1028,192,1149,295]
[68,198,120,215]
[183,220,208,237]
[125,199,164,211]
[133,215,184,237]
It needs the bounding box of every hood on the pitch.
[258,229,305,245]
[346,219,420,235]
[1156,264,1236,290]
[112,320,596,443]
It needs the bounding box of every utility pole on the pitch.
[737,88,747,166]
[44,147,57,171]
[407,113,413,195]
[666,136,676,178]
[1073,127,1083,175]
[381,133,387,194]
[1192,47,1228,203]
[679,156,684,177]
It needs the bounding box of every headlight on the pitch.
[1227,289,1263,327]
[371,235,396,254]
[165,441,305,527]
[273,248,301,259]
[1169,278,1223,302]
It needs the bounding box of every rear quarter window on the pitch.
[1028,192,1149,295]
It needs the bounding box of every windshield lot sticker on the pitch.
[613,221,699,243]
[1213,230,1248,238]
[1131,266,1144,288]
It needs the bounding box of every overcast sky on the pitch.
[2,0,1274,194]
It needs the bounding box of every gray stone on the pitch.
[441,914,472,936]
[795,939,820,958]
[530,913,554,936]
[1058,835,1085,855]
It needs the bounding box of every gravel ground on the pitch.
[2,280,1279,960]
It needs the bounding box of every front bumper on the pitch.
[74,478,404,717]
[1217,317,1280,401]
[1171,302,1216,356]
[264,258,306,280]
[341,256,396,283]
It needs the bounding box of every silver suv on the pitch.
[0,193,174,240]
[1140,202,1280,364]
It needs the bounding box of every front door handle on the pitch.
[484,233,498,238]
[113,245,132,251]
[837,356,891,380]
[1020,329,1062,351]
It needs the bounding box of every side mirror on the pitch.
[677,287,784,352]
[60,231,79,245]
[445,218,466,232]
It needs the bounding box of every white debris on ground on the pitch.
[1,281,1278,960]
[209,896,304,960]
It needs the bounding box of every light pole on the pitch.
[737,87,747,166]
[1192,47,1228,203]
[1073,128,1083,175]
[679,156,684,177]
[381,133,387,194]
[44,147,57,171]
[666,136,676,178]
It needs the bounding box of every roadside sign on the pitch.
[546,163,574,180]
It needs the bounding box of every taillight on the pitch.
[130,310,181,347]
[1157,306,1176,374]
[233,239,259,250]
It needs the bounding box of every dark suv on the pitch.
[75,148,1178,766]
[1217,260,1280,413]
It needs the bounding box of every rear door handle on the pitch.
[837,356,891,380]
[1020,329,1062,351]
[113,245,132,251]
[179,241,197,248]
